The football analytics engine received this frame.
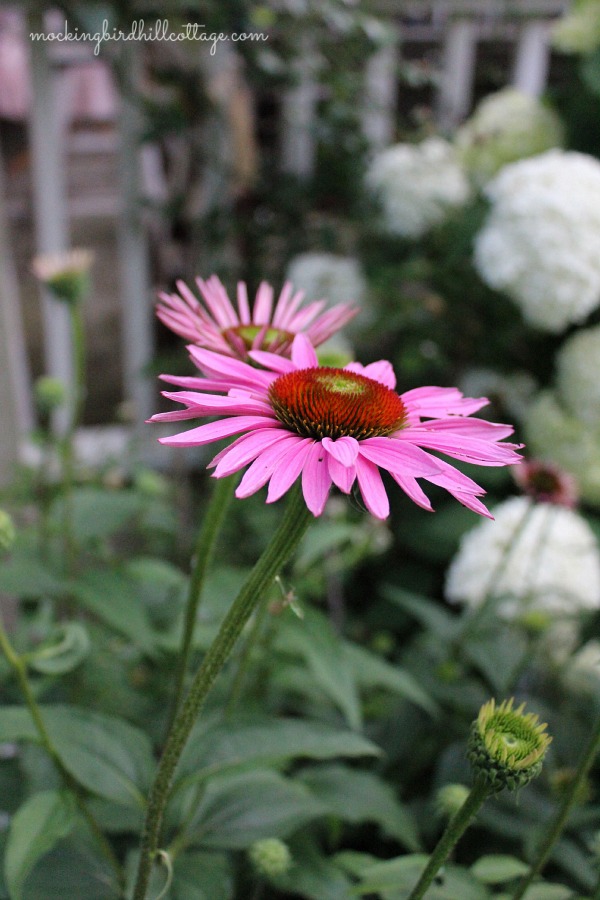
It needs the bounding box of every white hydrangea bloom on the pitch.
[474,150,600,332]
[563,640,600,694]
[552,0,600,54]
[365,137,471,238]
[285,253,366,307]
[455,88,563,184]
[445,496,600,617]
[525,391,600,506]
[556,324,600,425]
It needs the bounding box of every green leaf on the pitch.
[357,856,490,899]
[0,705,154,808]
[0,532,65,598]
[171,851,233,900]
[275,608,362,729]
[343,642,438,715]
[470,855,529,884]
[50,487,145,543]
[176,716,381,788]
[186,770,326,849]
[5,790,76,900]
[70,568,159,654]
[19,821,121,899]
[299,764,420,851]
[495,886,572,900]
[26,623,90,675]
[384,585,458,638]
[463,627,528,694]
[275,834,354,900]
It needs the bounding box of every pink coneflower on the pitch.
[152,335,523,520]
[157,274,358,358]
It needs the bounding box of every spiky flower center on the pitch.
[223,324,294,354]
[468,698,551,792]
[269,367,406,440]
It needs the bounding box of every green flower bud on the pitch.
[32,249,93,305]
[249,838,292,878]
[0,510,16,553]
[468,698,551,793]
[34,376,67,414]
[435,783,470,819]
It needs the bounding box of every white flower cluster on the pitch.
[285,252,367,307]
[445,496,600,618]
[525,391,600,507]
[365,137,471,238]
[556,324,600,425]
[474,150,600,332]
[455,89,563,184]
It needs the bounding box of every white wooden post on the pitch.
[512,18,552,96]
[436,16,477,129]
[0,147,33,484]
[116,45,154,432]
[281,37,318,178]
[362,40,399,150]
[27,11,72,434]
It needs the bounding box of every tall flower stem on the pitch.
[407,777,491,900]
[511,712,600,900]
[167,474,236,732]
[133,485,313,900]
[0,614,123,886]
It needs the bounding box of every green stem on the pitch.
[167,475,236,732]
[511,713,600,900]
[407,777,491,900]
[133,486,313,900]
[0,614,123,886]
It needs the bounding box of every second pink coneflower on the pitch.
[157,274,358,358]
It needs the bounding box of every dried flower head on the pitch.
[32,249,94,305]
[513,459,578,508]
[468,698,551,792]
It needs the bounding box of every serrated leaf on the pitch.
[5,790,76,900]
[0,532,65,598]
[275,608,361,729]
[384,585,458,638]
[171,850,233,900]
[343,642,438,715]
[70,568,159,654]
[26,623,90,675]
[299,764,420,851]
[470,854,529,884]
[186,770,326,849]
[50,488,145,543]
[176,717,380,790]
[0,705,154,808]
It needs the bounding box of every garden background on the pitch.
[2,1,600,898]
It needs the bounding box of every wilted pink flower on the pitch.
[151,335,522,520]
[513,459,578,507]
[157,274,358,359]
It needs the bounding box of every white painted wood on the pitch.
[436,17,478,128]
[362,40,399,149]
[116,45,154,432]
[0,146,33,484]
[512,19,552,96]
[280,37,319,177]
[27,10,72,434]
